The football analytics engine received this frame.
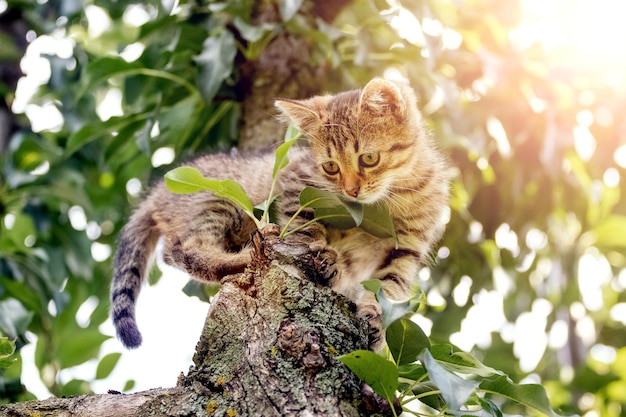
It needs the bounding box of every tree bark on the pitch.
[0,227,395,417]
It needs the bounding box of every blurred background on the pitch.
[1,0,625,416]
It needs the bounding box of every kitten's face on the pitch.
[277,79,422,205]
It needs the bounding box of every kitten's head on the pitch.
[276,78,426,204]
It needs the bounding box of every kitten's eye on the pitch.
[322,161,340,175]
[359,152,380,168]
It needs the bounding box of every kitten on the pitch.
[110,78,450,349]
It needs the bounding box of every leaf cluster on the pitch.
[339,284,573,417]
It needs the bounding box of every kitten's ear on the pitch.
[275,96,329,133]
[359,78,406,122]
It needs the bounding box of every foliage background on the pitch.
[1,0,626,415]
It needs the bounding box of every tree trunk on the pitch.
[0,227,395,417]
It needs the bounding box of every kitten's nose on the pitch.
[346,186,360,198]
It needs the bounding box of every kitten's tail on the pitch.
[110,204,160,348]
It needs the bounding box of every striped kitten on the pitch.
[110,78,450,349]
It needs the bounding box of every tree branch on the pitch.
[1,227,395,416]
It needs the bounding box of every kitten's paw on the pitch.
[309,243,339,284]
[357,303,385,351]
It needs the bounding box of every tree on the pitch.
[1,0,626,416]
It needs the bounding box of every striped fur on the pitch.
[111,78,451,348]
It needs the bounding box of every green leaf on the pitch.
[123,379,136,392]
[478,397,504,417]
[0,337,17,369]
[279,0,304,21]
[362,279,383,294]
[59,379,91,397]
[299,187,364,226]
[0,276,43,313]
[165,166,223,194]
[194,31,237,103]
[360,204,397,239]
[386,318,430,366]
[95,353,122,380]
[254,196,279,223]
[284,124,302,143]
[155,95,200,148]
[410,381,446,410]
[479,375,574,417]
[216,179,255,217]
[273,128,301,178]
[297,187,396,238]
[338,350,398,404]
[57,329,110,369]
[430,345,502,378]
[0,299,34,339]
[398,363,426,381]
[165,167,256,221]
[420,349,479,411]
[77,57,142,99]
[66,113,149,157]
[182,279,220,302]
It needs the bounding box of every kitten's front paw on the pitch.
[357,303,384,351]
[309,241,339,285]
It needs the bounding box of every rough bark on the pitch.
[0,227,395,417]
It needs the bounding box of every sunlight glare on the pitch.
[603,168,620,188]
[387,6,425,46]
[152,147,176,167]
[547,319,568,349]
[450,290,506,351]
[452,275,472,307]
[30,161,50,176]
[578,250,611,311]
[573,126,596,161]
[486,117,512,158]
[126,178,143,197]
[85,5,112,38]
[3,213,15,229]
[91,242,112,262]
[123,4,154,27]
[75,296,99,328]
[68,206,87,231]
[590,344,617,365]
[494,223,519,255]
[515,0,626,81]
[514,300,551,372]
[96,88,123,121]
[525,228,547,251]
[24,102,64,133]
[614,145,626,168]
[120,42,146,62]
[86,221,102,240]
[610,303,626,325]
